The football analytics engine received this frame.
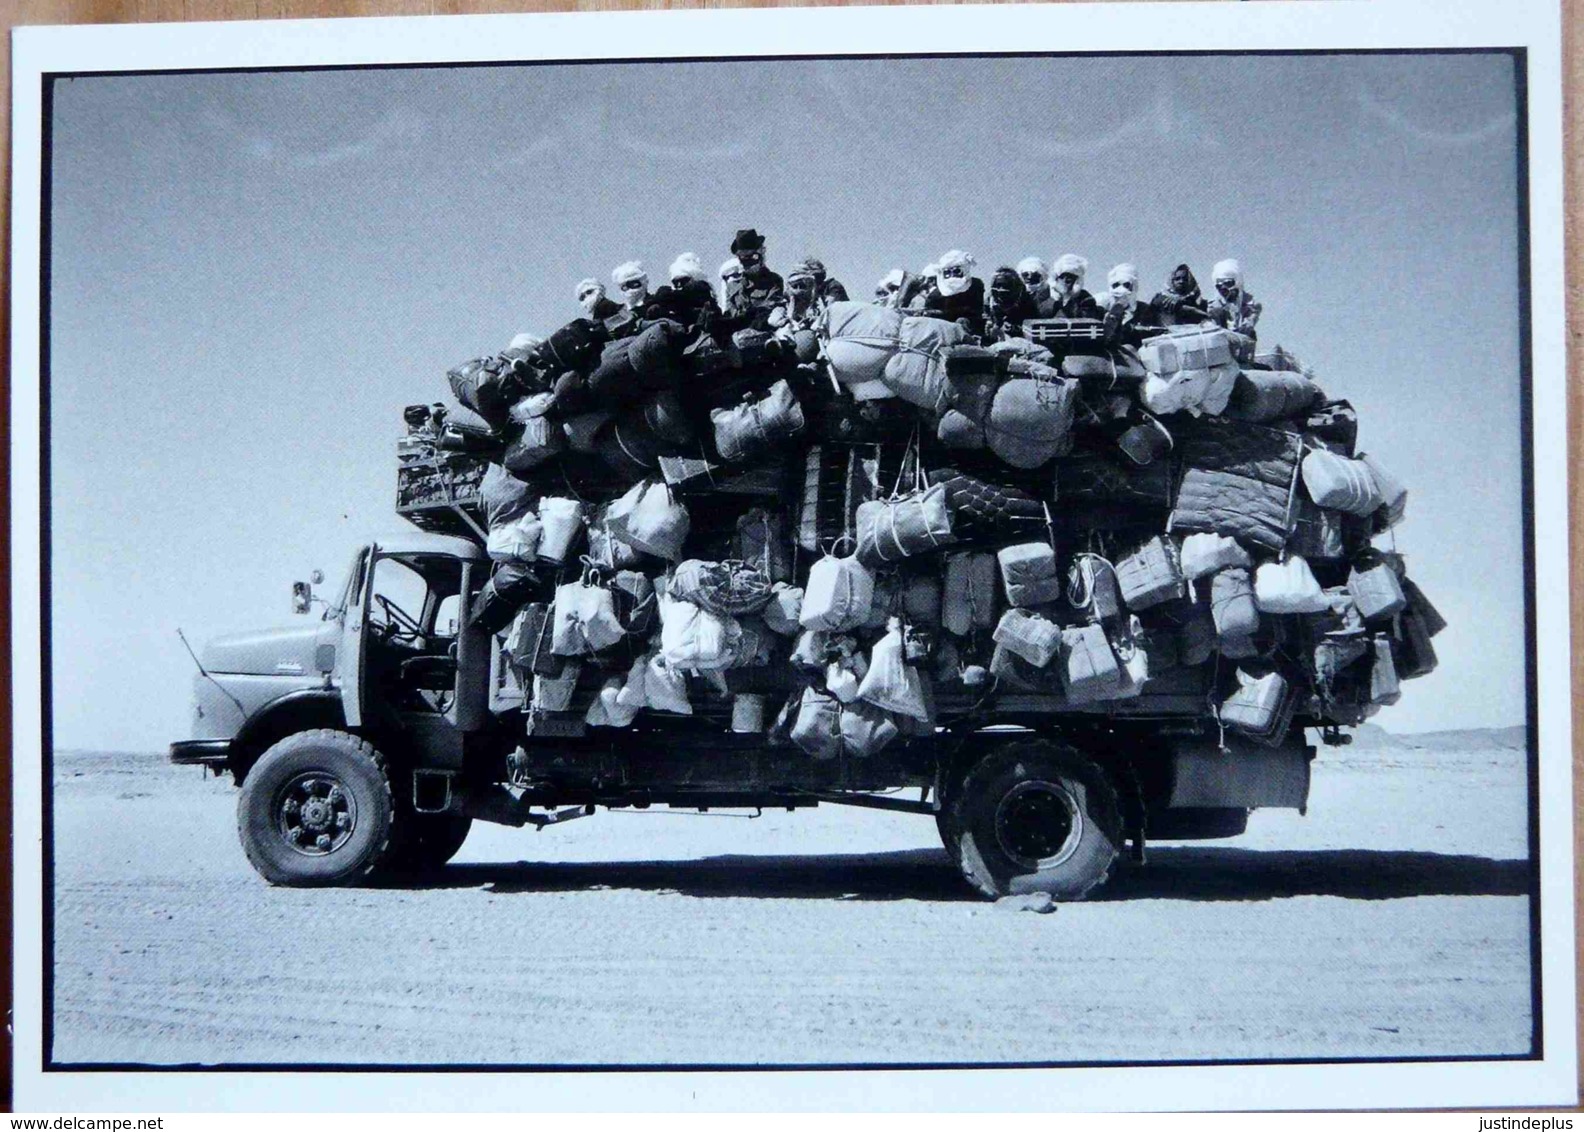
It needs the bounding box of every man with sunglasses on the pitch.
[1100,261,1162,346]
[575,277,621,321]
[1016,256,1056,317]
[721,227,787,333]
[641,251,720,335]
[1048,253,1103,320]
[611,261,651,312]
[922,249,986,336]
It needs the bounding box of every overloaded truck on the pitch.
[171,306,1444,899]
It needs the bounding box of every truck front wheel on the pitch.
[951,742,1121,901]
[237,729,397,887]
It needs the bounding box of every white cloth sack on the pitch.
[1254,556,1331,614]
[607,479,690,561]
[856,620,930,721]
[991,608,1062,667]
[1179,532,1251,581]
[1301,449,1382,516]
[536,497,586,564]
[487,513,543,562]
[799,553,876,632]
[551,581,625,656]
[1360,453,1408,528]
[762,583,805,636]
[643,651,693,714]
[658,590,742,671]
[532,665,579,712]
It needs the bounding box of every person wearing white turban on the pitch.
[611,260,650,311]
[923,249,986,335]
[575,277,620,320]
[1017,256,1055,317]
[1208,258,1263,339]
[719,256,744,291]
[1048,253,1101,319]
[1101,261,1161,345]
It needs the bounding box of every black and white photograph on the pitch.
[9,0,1576,1112]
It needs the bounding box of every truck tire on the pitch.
[950,741,1121,901]
[384,813,473,874]
[236,729,397,887]
[935,807,961,859]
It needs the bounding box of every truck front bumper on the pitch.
[169,739,233,768]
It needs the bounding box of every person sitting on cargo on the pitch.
[719,256,744,296]
[1017,256,1055,317]
[611,261,651,312]
[1100,262,1162,346]
[643,251,719,334]
[801,256,849,304]
[1148,263,1211,326]
[576,277,622,321]
[779,260,826,330]
[984,266,1039,341]
[923,249,986,336]
[721,228,787,333]
[1207,258,1263,339]
[902,262,940,311]
[1049,253,1103,320]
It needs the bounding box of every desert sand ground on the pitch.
[47,734,1532,1067]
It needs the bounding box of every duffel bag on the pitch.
[535,318,605,376]
[594,416,662,480]
[1254,556,1330,614]
[587,321,684,406]
[840,699,900,758]
[1141,362,1240,417]
[799,547,876,632]
[942,551,998,635]
[502,415,567,475]
[1210,566,1260,640]
[1347,550,1408,621]
[607,479,690,562]
[1180,532,1251,581]
[998,540,1062,608]
[823,302,903,387]
[1061,623,1122,703]
[854,482,957,568]
[1224,369,1321,423]
[711,379,806,463]
[1361,453,1408,530]
[986,372,1078,469]
[1115,536,1185,610]
[1220,670,1295,745]
[1301,447,1382,516]
[1061,347,1147,384]
[881,316,965,411]
[992,608,1062,667]
[506,603,562,678]
[447,353,529,432]
[669,559,774,617]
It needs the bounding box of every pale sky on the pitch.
[46,52,1525,750]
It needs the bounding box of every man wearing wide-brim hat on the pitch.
[721,227,787,334]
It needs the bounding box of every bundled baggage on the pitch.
[711,380,806,463]
[800,546,876,632]
[1061,623,1123,702]
[1170,419,1303,553]
[1254,556,1330,614]
[1180,532,1251,580]
[1138,326,1240,416]
[854,462,957,568]
[1210,566,1260,640]
[942,551,998,635]
[669,559,774,617]
[1115,536,1185,610]
[1223,369,1321,423]
[1301,448,1381,516]
[1347,550,1407,621]
[998,539,1062,608]
[1220,670,1295,745]
[606,479,690,561]
[985,371,1078,468]
[992,608,1063,667]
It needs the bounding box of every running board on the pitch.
[800,790,936,816]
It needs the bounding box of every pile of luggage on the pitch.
[405,300,1442,755]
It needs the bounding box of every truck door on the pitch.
[337,546,374,728]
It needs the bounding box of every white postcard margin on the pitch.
[9,0,1573,1112]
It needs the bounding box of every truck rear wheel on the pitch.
[951,741,1121,901]
[237,729,397,887]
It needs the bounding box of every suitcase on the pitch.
[1115,536,1185,610]
[997,541,1062,608]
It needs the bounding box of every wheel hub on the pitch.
[276,773,357,857]
[994,779,1083,870]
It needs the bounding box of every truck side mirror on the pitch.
[292,581,312,615]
